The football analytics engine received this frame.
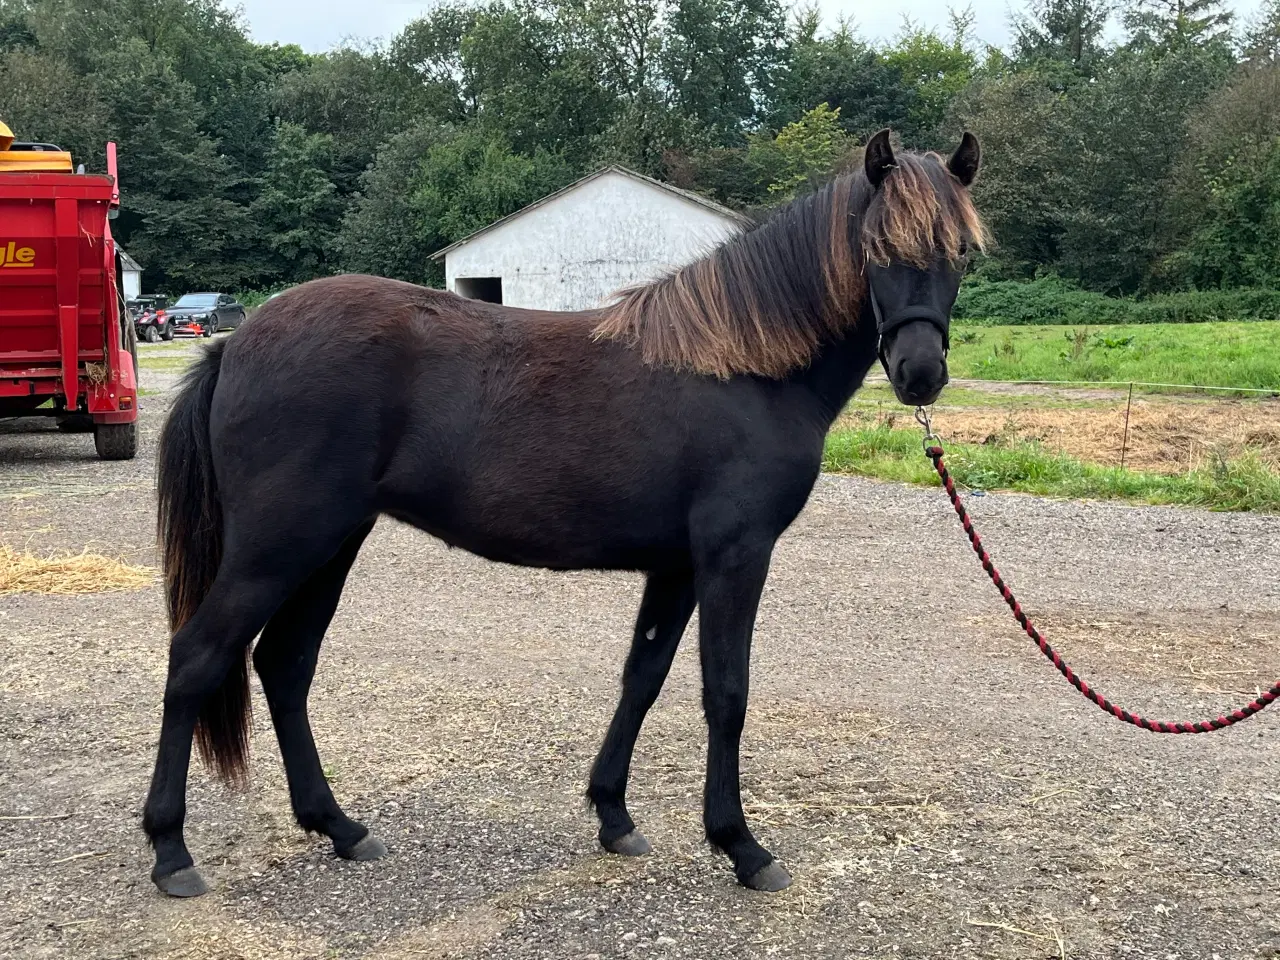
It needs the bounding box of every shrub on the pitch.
[237,288,291,309]
[954,277,1280,325]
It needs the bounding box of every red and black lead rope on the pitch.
[925,442,1280,733]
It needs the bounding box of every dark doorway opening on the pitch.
[456,277,503,303]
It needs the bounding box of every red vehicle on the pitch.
[0,122,138,459]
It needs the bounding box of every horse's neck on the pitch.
[789,304,880,426]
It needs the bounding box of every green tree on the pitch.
[882,14,979,148]
[462,2,616,165]
[272,45,426,196]
[660,143,771,207]
[1011,0,1113,82]
[769,8,915,141]
[564,0,678,173]
[94,46,250,291]
[250,123,343,284]
[948,72,1076,277]
[340,124,453,284]
[0,0,317,290]
[1160,64,1280,287]
[1162,141,1280,287]
[1056,44,1231,291]
[389,2,481,123]
[660,0,789,144]
[749,102,854,198]
[0,3,37,52]
[1243,0,1280,61]
[411,127,571,246]
[0,49,110,163]
[1122,0,1233,50]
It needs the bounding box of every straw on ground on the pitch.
[0,544,154,595]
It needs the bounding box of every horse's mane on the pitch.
[593,152,989,379]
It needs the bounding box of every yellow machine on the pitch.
[0,120,74,173]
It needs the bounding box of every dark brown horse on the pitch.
[144,130,986,897]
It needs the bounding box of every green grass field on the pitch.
[850,380,1099,410]
[947,321,1280,390]
[832,322,1280,510]
[823,424,1280,512]
[136,352,200,372]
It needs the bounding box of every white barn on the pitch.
[118,248,143,300]
[430,166,750,311]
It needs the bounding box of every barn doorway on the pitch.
[456,276,503,303]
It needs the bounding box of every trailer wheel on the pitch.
[124,315,139,380]
[94,421,137,460]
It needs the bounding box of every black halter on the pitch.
[867,281,951,377]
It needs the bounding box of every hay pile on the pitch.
[0,544,155,595]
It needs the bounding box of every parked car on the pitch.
[129,296,173,342]
[167,292,246,336]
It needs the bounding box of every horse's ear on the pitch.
[948,131,981,187]
[864,129,896,188]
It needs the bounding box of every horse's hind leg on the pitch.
[588,569,696,855]
[252,520,382,861]
[143,570,297,897]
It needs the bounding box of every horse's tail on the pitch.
[156,338,249,785]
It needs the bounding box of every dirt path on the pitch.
[2,358,1280,959]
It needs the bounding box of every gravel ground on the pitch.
[2,344,1279,960]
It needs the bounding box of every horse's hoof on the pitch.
[742,861,792,892]
[337,833,388,862]
[154,866,208,898]
[603,830,651,857]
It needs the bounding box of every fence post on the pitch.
[1120,381,1134,470]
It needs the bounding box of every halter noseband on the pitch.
[867,281,951,377]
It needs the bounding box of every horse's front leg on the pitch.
[694,536,792,892]
[588,569,697,855]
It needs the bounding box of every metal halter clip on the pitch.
[915,405,939,452]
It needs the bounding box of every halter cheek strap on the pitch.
[867,283,951,377]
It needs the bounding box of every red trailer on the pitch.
[0,122,139,459]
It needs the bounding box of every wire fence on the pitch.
[863,373,1280,396]
[860,373,1280,474]
[946,376,1280,397]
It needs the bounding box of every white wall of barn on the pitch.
[443,171,743,311]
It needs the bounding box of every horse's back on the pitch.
[208,274,824,570]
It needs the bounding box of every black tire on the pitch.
[95,421,138,460]
[124,315,139,381]
[161,322,175,341]
[144,325,160,343]
[210,317,220,335]
[202,325,212,338]
[57,414,94,433]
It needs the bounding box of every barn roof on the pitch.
[428,165,751,261]
[117,248,142,272]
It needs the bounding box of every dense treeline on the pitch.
[2,0,1279,300]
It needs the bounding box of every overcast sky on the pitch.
[233,0,1266,53]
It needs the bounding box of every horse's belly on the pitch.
[384,482,690,572]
